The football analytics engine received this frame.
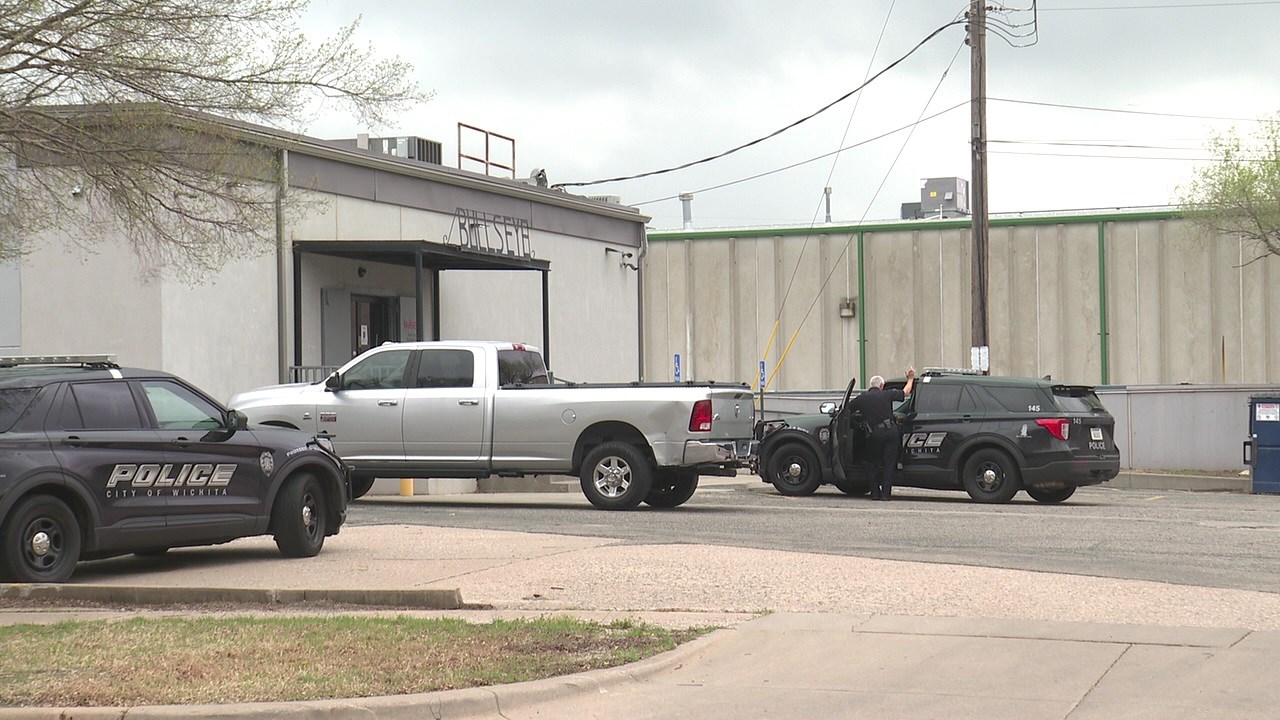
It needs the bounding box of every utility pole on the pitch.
[968,0,990,372]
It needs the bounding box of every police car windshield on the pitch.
[1052,386,1107,413]
[0,388,39,432]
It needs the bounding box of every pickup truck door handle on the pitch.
[171,437,191,446]
[458,399,480,406]
[378,400,399,407]
[62,436,85,447]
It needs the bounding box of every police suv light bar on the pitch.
[0,354,118,367]
[922,367,984,376]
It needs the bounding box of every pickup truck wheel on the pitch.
[644,470,699,509]
[0,495,82,583]
[766,443,822,496]
[961,449,1022,504]
[273,473,327,557]
[1026,485,1076,504]
[832,472,870,497]
[580,442,653,510]
[350,475,375,500]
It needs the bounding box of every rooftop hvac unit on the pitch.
[586,195,622,204]
[919,177,969,216]
[340,135,443,165]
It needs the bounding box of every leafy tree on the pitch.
[1180,114,1280,264]
[0,0,425,271]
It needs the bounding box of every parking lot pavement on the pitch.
[3,519,1280,719]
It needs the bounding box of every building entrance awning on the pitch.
[291,239,552,370]
[292,240,550,272]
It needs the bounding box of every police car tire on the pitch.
[644,469,698,508]
[766,443,822,496]
[1025,485,1076,504]
[273,473,327,558]
[580,441,653,510]
[961,448,1022,504]
[1,495,82,583]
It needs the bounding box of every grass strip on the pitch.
[0,615,710,707]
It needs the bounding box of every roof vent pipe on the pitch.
[824,186,833,223]
[679,192,694,230]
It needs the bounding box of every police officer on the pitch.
[850,366,915,501]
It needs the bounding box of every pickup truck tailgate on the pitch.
[709,390,756,440]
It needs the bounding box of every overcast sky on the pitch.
[298,0,1280,230]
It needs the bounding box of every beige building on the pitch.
[643,210,1279,390]
[2,115,649,402]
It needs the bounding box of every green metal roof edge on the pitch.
[646,208,1183,241]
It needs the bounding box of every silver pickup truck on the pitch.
[228,341,754,510]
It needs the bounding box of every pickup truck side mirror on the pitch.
[325,372,342,391]
[819,401,837,415]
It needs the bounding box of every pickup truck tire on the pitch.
[766,443,822,496]
[1025,485,1076,504]
[961,448,1022,504]
[273,473,327,557]
[644,469,699,508]
[351,475,375,500]
[0,495,82,583]
[580,442,654,510]
[832,472,870,497]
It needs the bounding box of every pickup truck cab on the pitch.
[229,341,755,510]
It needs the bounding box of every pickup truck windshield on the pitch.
[498,349,549,385]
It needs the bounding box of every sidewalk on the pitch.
[2,489,1277,719]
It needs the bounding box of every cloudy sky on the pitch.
[299,0,1280,230]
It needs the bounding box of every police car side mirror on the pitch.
[819,401,837,415]
[226,409,249,430]
[325,372,341,391]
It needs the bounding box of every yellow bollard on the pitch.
[399,478,414,496]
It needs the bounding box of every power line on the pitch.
[551,19,967,189]
[630,101,968,207]
[1038,1,1280,10]
[990,149,1223,160]
[989,97,1275,122]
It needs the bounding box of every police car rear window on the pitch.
[0,388,39,432]
[1052,386,1107,413]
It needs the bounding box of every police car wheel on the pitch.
[766,443,822,496]
[1,495,82,583]
[1025,485,1076,504]
[273,473,327,558]
[961,449,1022,504]
[644,469,698,508]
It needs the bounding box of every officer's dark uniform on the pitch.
[850,385,905,500]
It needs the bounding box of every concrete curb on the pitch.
[1103,472,1250,492]
[0,584,463,610]
[0,624,736,720]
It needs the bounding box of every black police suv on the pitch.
[0,355,351,583]
[753,369,1121,504]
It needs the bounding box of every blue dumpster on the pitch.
[1246,395,1280,494]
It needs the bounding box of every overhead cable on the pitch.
[551,19,966,189]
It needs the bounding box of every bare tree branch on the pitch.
[0,0,428,272]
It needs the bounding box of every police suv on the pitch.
[0,355,351,583]
[754,369,1121,503]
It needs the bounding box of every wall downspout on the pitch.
[857,230,867,387]
[1097,221,1110,385]
[275,148,289,383]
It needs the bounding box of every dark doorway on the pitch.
[350,295,398,358]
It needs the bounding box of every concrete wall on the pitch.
[646,213,1279,390]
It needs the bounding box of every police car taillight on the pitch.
[689,400,713,432]
[1035,418,1070,441]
